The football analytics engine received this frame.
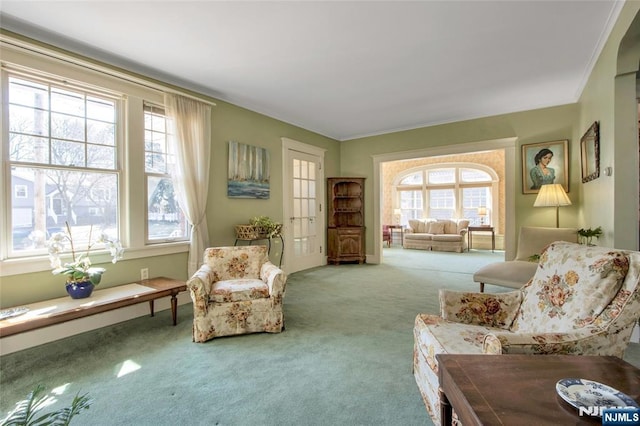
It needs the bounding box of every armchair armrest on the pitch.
[261,261,287,297]
[482,326,608,355]
[439,289,522,328]
[186,265,215,313]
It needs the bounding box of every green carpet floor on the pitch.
[1,247,638,425]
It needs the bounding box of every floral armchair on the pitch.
[413,241,640,425]
[186,245,287,343]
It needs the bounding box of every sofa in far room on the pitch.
[403,218,470,253]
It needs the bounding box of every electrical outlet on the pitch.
[140,268,149,280]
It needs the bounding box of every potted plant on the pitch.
[47,222,124,299]
[1,384,92,425]
[249,216,282,239]
[577,226,603,246]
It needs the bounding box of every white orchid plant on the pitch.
[47,222,124,285]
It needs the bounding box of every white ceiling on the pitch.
[0,1,624,141]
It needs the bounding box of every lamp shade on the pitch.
[533,184,571,207]
[477,207,487,215]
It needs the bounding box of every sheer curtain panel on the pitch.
[165,93,212,275]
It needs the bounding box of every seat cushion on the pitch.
[414,313,495,358]
[431,234,463,242]
[210,278,270,302]
[473,260,538,289]
[512,242,630,333]
[404,233,433,241]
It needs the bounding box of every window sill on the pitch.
[0,242,190,277]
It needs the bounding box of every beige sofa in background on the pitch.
[403,219,470,253]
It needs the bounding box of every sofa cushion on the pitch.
[432,234,463,242]
[428,222,445,234]
[512,242,629,333]
[437,219,457,235]
[415,314,493,356]
[210,278,270,302]
[404,233,433,241]
[204,246,267,281]
[457,219,470,233]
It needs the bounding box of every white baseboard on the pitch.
[0,293,192,356]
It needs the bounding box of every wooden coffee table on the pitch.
[437,354,640,426]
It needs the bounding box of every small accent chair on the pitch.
[382,225,392,247]
[473,226,578,292]
[414,241,640,425]
[186,245,287,343]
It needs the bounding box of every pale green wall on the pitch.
[341,104,580,256]
[578,1,640,249]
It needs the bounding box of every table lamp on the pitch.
[533,184,571,227]
[393,209,402,225]
[477,207,487,225]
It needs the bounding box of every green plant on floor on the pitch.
[249,216,282,238]
[578,226,603,246]
[1,384,92,426]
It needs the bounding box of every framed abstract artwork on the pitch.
[521,139,569,194]
[227,141,270,199]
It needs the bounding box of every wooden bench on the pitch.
[0,277,187,338]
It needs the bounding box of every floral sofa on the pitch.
[186,245,287,343]
[413,241,640,425]
[403,218,470,252]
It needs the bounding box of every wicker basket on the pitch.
[235,225,264,240]
[235,224,282,240]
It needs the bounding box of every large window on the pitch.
[144,104,188,242]
[1,41,192,274]
[395,164,497,226]
[7,75,119,253]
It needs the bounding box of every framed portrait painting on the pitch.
[521,139,569,194]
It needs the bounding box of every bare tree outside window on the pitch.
[8,76,119,252]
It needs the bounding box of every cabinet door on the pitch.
[337,230,362,257]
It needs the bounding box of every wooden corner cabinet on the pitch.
[327,177,366,264]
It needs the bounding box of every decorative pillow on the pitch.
[511,242,629,333]
[428,222,445,234]
[457,219,470,233]
[408,219,422,233]
[439,219,457,234]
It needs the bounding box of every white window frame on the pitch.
[0,37,189,277]
[393,162,499,226]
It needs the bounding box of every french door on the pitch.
[282,138,325,273]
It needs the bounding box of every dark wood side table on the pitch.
[387,224,405,246]
[467,226,495,252]
[437,354,640,426]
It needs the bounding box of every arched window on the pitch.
[394,163,498,226]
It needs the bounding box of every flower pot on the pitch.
[66,281,95,299]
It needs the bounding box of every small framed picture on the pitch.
[580,121,600,183]
[521,139,569,194]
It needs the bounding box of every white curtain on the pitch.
[164,93,212,276]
